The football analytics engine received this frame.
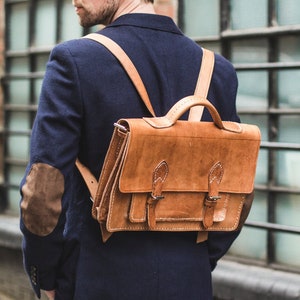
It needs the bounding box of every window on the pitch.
[180,0,300,272]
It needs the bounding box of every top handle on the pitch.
[143,96,242,133]
[143,96,223,128]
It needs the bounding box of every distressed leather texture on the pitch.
[87,96,261,242]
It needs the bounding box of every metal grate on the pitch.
[178,0,300,271]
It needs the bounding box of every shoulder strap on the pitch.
[188,48,215,121]
[83,33,215,121]
[83,33,156,117]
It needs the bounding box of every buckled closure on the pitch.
[114,122,128,133]
[150,194,165,201]
[203,162,223,229]
[204,195,220,209]
[206,195,221,202]
[147,161,169,229]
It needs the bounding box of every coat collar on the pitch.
[106,13,183,36]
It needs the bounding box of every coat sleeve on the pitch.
[19,42,83,298]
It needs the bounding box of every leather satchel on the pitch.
[76,34,261,243]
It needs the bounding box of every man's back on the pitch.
[20,12,240,300]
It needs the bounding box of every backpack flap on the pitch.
[118,119,260,195]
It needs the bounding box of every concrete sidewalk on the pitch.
[0,292,14,300]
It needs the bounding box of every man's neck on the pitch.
[112,0,156,22]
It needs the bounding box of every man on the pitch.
[20,0,240,299]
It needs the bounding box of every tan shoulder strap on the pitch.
[83,33,156,117]
[188,48,215,121]
[75,159,98,200]
[83,33,214,121]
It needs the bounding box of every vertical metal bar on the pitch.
[268,0,277,27]
[220,0,231,59]
[56,0,63,43]
[267,0,278,265]
[29,0,35,47]
[28,0,37,136]
[0,1,7,212]
[177,0,184,32]
[220,0,230,31]
[29,0,35,108]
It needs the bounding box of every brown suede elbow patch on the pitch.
[21,163,64,236]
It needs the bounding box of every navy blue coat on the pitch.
[20,14,240,300]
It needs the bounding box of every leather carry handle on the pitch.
[143,95,242,133]
[143,96,223,128]
[83,33,214,121]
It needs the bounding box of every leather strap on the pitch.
[83,33,214,121]
[83,33,156,117]
[75,158,98,201]
[188,48,215,121]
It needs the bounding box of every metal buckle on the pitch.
[208,195,221,201]
[150,193,165,201]
[114,123,128,133]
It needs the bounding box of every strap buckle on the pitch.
[114,123,128,133]
[207,195,221,201]
[150,193,165,201]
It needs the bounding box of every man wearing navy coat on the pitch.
[20,0,240,299]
